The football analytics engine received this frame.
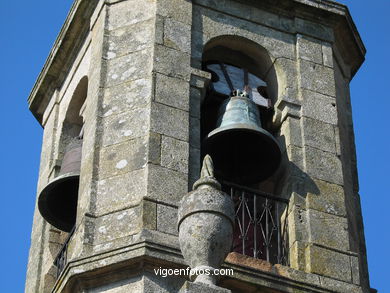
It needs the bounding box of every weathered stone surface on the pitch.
[94,205,143,244]
[155,73,190,111]
[147,164,188,203]
[295,17,334,42]
[105,19,154,60]
[196,6,295,60]
[101,107,150,147]
[157,204,178,235]
[287,204,308,245]
[306,244,351,282]
[96,168,147,215]
[297,34,323,64]
[106,48,153,87]
[280,117,302,148]
[88,275,143,292]
[99,137,148,180]
[107,0,156,31]
[307,209,349,250]
[306,179,347,217]
[301,89,338,125]
[144,272,185,293]
[322,42,334,68]
[289,241,306,271]
[302,117,336,153]
[164,18,191,53]
[143,200,157,230]
[305,145,343,185]
[154,44,191,79]
[156,0,193,25]
[161,135,189,174]
[299,60,336,97]
[180,281,231,293]
[101,78,152,117]
[150,102,189,141]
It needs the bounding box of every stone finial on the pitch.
[178,155,234,288]
[193,155,221,191]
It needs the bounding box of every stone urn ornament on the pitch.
[178,155,235,286]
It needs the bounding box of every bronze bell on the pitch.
[38,137,82,232]
[203,94,281,184]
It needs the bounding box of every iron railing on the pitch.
[223,181,289,266]
[54,226,75,278]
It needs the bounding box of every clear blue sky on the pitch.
[0,1,388,292]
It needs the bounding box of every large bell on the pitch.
[203,95,281,184]
[38,138,82,232]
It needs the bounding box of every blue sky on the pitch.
[0,1,388,292]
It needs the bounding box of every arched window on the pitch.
[200,37,288,265]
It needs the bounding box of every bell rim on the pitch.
[38,172,80,232]
[204,126,282,183]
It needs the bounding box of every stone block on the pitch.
[297,34,323,64]
[107,0,156,31]
[301,89,338,125]
[272,58,299,99]
[307,209,349,250]
[148,132,162,165]
[144,271,186,293]
[99,137,148,180]
[96,168,147,215]
[306,179,346,217]
[180,281,231,293]
[280,117,302,148]
[154,44,191,80]
[351,255,360,285]
[289,241,306,271]
[286,145,304,171]
[150,102,189,141]
[106,48,153,87]
[320,276,362,293]
[101,107,150,147]
[94,205,143,244]
[161,135,189,174]
[105,19,154,60]
[164,18,191,53]
[299,60,336,97]
[147,164,188,204]
[101,78,152,117]
[155,73,190,111]
[156,0,193,25]
[306,244,351,282]
[197,7,295,60]
[302,117,336,153]
[305,146,343,185]
[295,17,334,42]
[287,204,308,244]
[322,42,334,68]
[157,204,178,235]
[143,200,157,230]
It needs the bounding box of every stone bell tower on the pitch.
[26,0,374,292]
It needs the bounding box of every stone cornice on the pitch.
[28,0,99,124]
[28,0,365,123]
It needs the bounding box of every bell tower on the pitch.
[26,0,374,292]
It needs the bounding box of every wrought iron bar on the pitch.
[54,226,75,278]
[223,181,289,266]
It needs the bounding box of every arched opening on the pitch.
[200,36,288,265]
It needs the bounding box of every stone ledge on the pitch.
[222,252,363,293]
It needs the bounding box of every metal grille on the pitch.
[54,226,75,278]
[223,181,289,266]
